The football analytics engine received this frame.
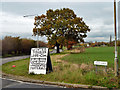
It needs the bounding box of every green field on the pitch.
[62,47,115,68]
[2,46,119,88]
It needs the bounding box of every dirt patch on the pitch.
[80,63,88,70]
[51,54,81,71]
[51,54,94,71]
[70,47,85,53]
[54,54,69,63]
[55,60,62,63]
[71,64,80,70]
[80,63,94,71]
[51,54,70,71]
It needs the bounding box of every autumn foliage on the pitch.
[33,8,90,51]
[1,36,47,56]
[66,40,77,50]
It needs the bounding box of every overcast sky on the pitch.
[0,1,119,42]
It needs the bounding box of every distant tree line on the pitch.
[93,41,120,47]
[80,40,120,47]
[0,36,47,56]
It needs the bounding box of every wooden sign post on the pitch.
[29,48,52,74]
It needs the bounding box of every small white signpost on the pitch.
[94,61,108,66]
[94,61,108,73]
[29,48,49,74]
[87,44,89,47]
[54,46,57,50]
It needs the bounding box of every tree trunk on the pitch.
[56,41,60,53]
[57,44,60,53]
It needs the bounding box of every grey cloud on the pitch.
[103,19,113,25]
[1,2,115,42]
[87,32,114,38]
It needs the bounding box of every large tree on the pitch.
[33,8,90,53]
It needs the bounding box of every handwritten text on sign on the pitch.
[94,61,108,66]
[29,48,48,74]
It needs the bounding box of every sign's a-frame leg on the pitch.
[46,49,53,73]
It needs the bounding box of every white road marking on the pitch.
[0,77,64,88]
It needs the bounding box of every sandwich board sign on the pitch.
[29,48,52,74]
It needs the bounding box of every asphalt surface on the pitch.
[1,49,64,89]
[50,49,63,54]
[1,55,30,65]
[1,78,62,88]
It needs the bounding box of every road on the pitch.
[1,78,62,88]
[2,49,63,65]
[1,50,64,89]
[1,55,30,65]
[0,49,62,65]
[50,49,63,54]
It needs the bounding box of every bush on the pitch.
[2,36,47,56]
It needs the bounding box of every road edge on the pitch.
[2,72,107,89]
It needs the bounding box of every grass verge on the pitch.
[2,47,120,88]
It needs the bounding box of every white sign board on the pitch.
[87,44,89,47]
[94,61,108,66]
[29,48,48,74]
[54,46,57,49]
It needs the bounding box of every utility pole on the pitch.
[114,0,119,76]
[37,28,39,48]
[110,35,112,46]
[23,14,39,48]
